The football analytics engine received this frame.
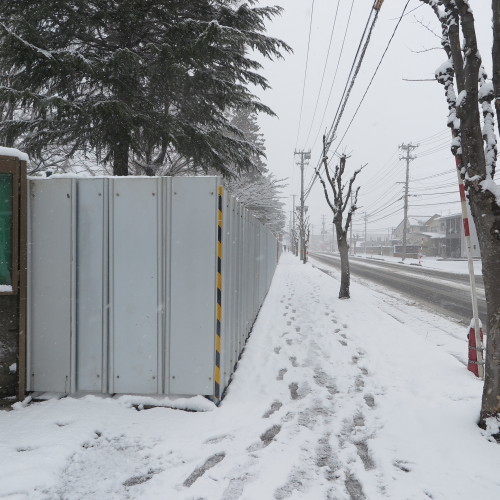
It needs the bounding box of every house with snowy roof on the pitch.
[392,213,480,258]
[392,216,434,244]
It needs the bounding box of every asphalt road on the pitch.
[310,252,486,326]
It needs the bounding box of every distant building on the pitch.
[392,212,480,259]
[439,213,480,258]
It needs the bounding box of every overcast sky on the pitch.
[253,0,493,240]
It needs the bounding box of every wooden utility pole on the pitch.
[349,192,354,254]
[294,150,311,263]
[364,212,368,255]
[399,143,417,261]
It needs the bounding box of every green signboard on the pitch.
[0,173,12,285]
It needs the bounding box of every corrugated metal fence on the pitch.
[27,176,279,399]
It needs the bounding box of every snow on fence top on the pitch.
[0,147,29,162]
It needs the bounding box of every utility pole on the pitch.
[294,150,311,263]
[321,214,326,241]
[291,194,297,256]
[349,192,354,255]
[399,143,418,261]
[364,212,368,256]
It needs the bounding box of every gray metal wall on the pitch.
[27,176,278,398]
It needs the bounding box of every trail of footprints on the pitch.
[183,283,395,499]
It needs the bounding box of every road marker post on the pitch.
[452,133,484,379]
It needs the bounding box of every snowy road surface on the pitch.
[1,254,499,499]
[310,252,487,325]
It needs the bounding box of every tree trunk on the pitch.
[337,231,350,299]
[112,134,130,176]
[453,0,500,424]
[475,193,500,423]
[493,0,500,137]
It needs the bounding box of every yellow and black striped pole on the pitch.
[214,185,223,401]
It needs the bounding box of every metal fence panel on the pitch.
[169,177,218,395]
[27,176,278,399]
[109,178,160,394]
[76,179,107,392]
[28,179,75,392]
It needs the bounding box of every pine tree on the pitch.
[0,0,290,175]
[224,107,286,235]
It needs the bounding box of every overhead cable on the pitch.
[294,0,316,149]
[304,0,343,147]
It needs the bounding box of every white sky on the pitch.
[254,0,493,240]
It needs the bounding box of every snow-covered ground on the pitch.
[1,254,499,500]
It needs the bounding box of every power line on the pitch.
[324,5,378,147]
[333,0,413,153]
[306,1,411,203]
[294,0,316,149]
[304,2,380,200]
[310,0,357,151]
[412,169,455,182]
[304,0,343,147]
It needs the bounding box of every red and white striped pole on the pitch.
[453,136,485,378]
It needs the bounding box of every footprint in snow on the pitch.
[274,347,281,354]
[363,394,375,408]
[123,469,161,487]
[288,382,310,400]
[183,453,226,487]
[344,471,366,500]
[277,368,287,381]
[393,460,412,473]
[289,382,300,400]
[204,434,234,445]
[355,376,365,392]
[247,425,281,452]
[355,440,375,471]
[313,368,338,396]
[263,401,283,418]
[274,466,309,500]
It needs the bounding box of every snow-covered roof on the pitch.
[420,232,446,239]
[408,217,427,226]
[0,146,29,162]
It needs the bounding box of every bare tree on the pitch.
[316,137,362,299]
[420,0,500,427]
